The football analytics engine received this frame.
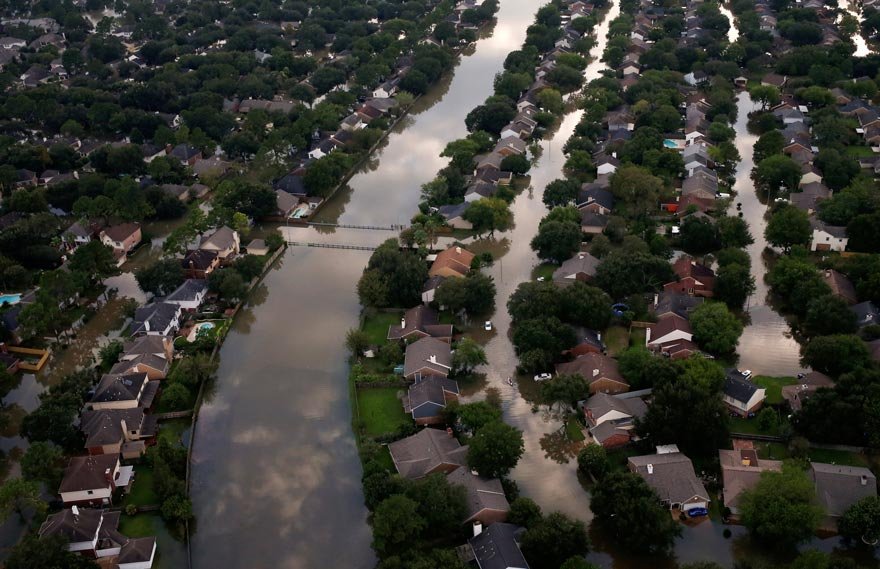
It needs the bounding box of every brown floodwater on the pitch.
[189,2,561,567]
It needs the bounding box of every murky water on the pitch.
[842,1,874,57]
[726,93,806,376]
[189,2,559,567]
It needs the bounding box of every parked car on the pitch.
[484,321,492,331]
[534,373,552,381]
[741,369,752,379]
[687,507,709,518]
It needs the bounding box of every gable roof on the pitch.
[723,374,760,404]
[388,428,468,479]
[648,313,692,345]
[430,246,474,277]
[80,408,155,447]
[469,523,529,569]
[555,353,626,387]
[199,226,238,251]
[388,305,453,340]
[654,292,704,318]
[166,279,208,303]
[629,452,709,504]
[91,372,150,405]
[403,337,453,377]
[447,468,509,522]
[40,508,103,543]
[584,392,647,422]
[719,449,783,510]
[404,376,460,413]
[59,454,119,493]
[182,249,219,271]
[102,222,140,242]
[810,462,877,516]
[131,302,180,335]
[553,252,600,284]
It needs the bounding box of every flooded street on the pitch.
[726,93,806,376]
[189,1,559,568]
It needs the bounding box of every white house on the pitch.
[646,313,693,346]
[59,454,131,506]
[165,279,208,311]
[810,219,848,252]
[723,372,766,416]
[199,226,240,258]
[39,507,157,567]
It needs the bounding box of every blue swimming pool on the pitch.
[663,139,678,148]
[0,294,22,306]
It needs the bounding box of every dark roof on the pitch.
[851,301,880,327]
[59,454,118,493]
[723,374,759,404]
[274,173,306,195]
[170,143,200,160]
[405,376,459,415]
[811,218,848,238]
[438,202,469,221]
[584,392,647,422]
[469,523,529,569]
[131,302,180,335]
[166,279,207,303]
[580,211,609,229]
[388,305,452,341]
[40,508,103,543]
[577,185,615,210]
[447,468,509,522]
[654,291,704,318]
[388,428,468,479]
[182,249,219,271]
[422,275,445,293]
[556,353,626,386]
[403,337,452,377]
[118,536,156,564]
[80,408,155,447]
[629,452,709,504]
[91,373,149,405]
[810,463,877,516]
[102,222,140,242]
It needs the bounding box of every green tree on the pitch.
[520,512,590,569]
[754,155,802,199]
[5,535,97,569]
[168,352,216,388]
[594,252,675,299]
[802,295,858,337]
[160,383,191,411]
[739,465,822,546]
[404,473,467,534]
[531,220,582,264]
[541,373,589,412]
[452,337,487,374]
[590,471,681,554]
[346,328,370,357]
[560,559,600,569]
[372,495,427,554]
[501,154,531,175]
[135,258,185,297]
[208,269,247,302]
[716,216,754,249]
[560,283,613,330]
[20,442,63,488]
[161,493,193,522]
[0,478,46,521]
[690,302,743,354]
[464,198,513,237]
[801,334,870,377]
[543,179,580,208]
[838,495,880,545]
[69,241,118,282]
[610,165,663,218]
[453,401,502,433]
[618,347,677,389]
[508,496,543,528]
[715,263,756,309]
[467,421,525,478]
[749,85,782,109]
[577,444,610,480]
[753,130,786,163]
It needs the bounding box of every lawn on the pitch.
[845,145,877,158]
[362,311,402,346]
[755,442,790,460]
[532,263,557,282]
[123,466,158,508]
[158,419,190,448]
[565,419,585,442]
[604,325,630,356]
[356,387,411,437]
[754,376,797,405]
[729,415,783,436]
[807,448,869,467]
[374,446,395,471]
[119,513,157,538]
[629,327,646,348]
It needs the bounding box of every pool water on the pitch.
[663,139,678,148]
[0,294,22,306]
[197,322,216,330]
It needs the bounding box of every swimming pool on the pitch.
[0,294,22,306]
[188,321,217,342]
[663,139,678,148]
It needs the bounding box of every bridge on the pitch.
[286,241,378,251]
[304,222,407,231]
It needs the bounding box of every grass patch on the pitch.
[158,419,189,447]
[356,387,410,437]
[629,327,646,348]
[439,311,455,325]
[362,311,402,346]
[729,416,782,436]
[119,513,158,538]
[807,448,869,467]
[845,145,876,158]
[754,376,797,405]
[374,446,395,471]
[756,442,790,460]
[123,466,158,507]
[565,419,585,442]
[604,325,630,356]
[606,446,643,473]
[532,263,557,282]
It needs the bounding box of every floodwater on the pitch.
[842,1,873,57]
[189,1,559,567]
[725,93,807,376]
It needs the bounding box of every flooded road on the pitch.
[843,1,873,57]
[726,95,806,376]
[189,1,559,568]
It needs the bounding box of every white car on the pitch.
[537,276,546,282]
[534,373,552,382]
[740,369,753,379]
[484,321,492,331]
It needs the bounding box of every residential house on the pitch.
[761,73,787,88]
[199,226,240,259]
[110,335,173,380]
[429,246,475,278]
[130,302,181,337]
[63,222,93,249]
[403,336,453,380]
[552,252,600,286]
[566,327,606,357]
[468,522,530,569]
[665,256,715,297]
[821,269,858,305]
[165,279,208,312]
[628,450,710,512]
[596,154,620,176]
[245,239,270,256]
[653,291,704,319]
[555,353,629,394]
[388,427,469,479]
[80,408,157,458]
[789,182,831,214]
[646,313,698,359]
[387,305,453,342]
[439,203,472,229]
[89,372,159,411]
[58,454,132,506]
[182,249,220,279]
[403,376,460,425]
[723,371,766,417]
[100,223,142,260]
[422,275,445,305]
[447,468,509,525]
[580,211,609,235]
[493,136,527,157]
[168,143,201,166]
[39,508,156,567]
[582,392,647,449]
[576,184,614,214]
[810,219,848,252]
[719,448,783,515]
[781,371,834,412]
[810,463,877,525]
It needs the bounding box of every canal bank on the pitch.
[189,1,556,567]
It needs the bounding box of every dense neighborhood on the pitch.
[0,0,879,567]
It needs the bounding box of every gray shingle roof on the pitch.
[469,523,529,569]
[40,508,103,543]
[91,373,149,405]
[166,279,207,303]
[59,454,118,493]
[629,452,709,504]
[723,374,759,404]
[388,428,468,479]
[810,462,877,517]
[403,337,452,378]
[447,468,509,522]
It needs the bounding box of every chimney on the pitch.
[473,521,483,537]
[165,143,173,154]
[825,269,831,278]
[72,505,80,522]
[455,246,462,255]
[593,369,599,377]
[647,464,654,474]
[104,467,113,485]
[653,293,659,307]
[862,475,868,486]
[429,355,437,364]
[400,318,406,328]
[446,427,454,437]
[597,332,602,342]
